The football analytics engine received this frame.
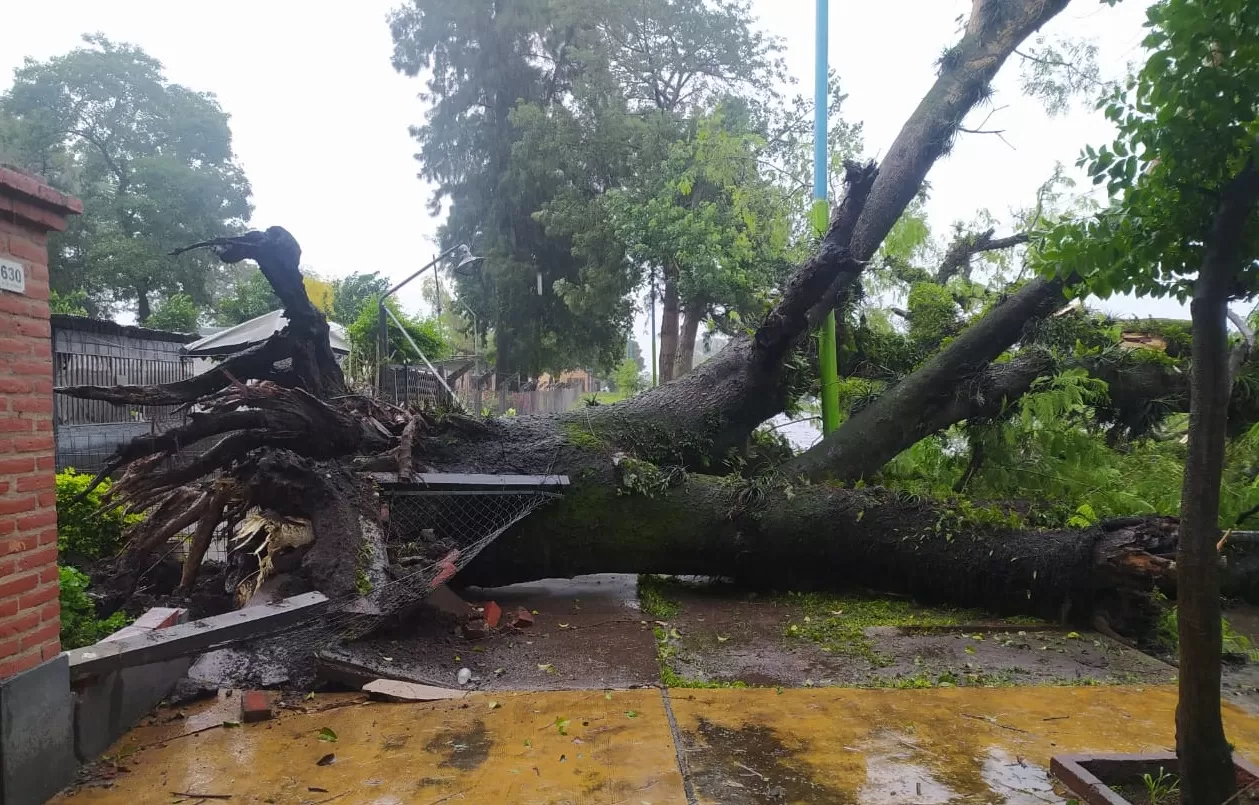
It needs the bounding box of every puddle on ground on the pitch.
[424,719,491,771]
[684,717,852,804]
[858,730,959,804]
[981,747,1062,804]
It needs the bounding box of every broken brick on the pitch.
[512,608,534,628]
[483,601,502,629]
[241,690,272,723]
[462,619,488,640]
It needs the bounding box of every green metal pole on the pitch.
[815,0,840,435]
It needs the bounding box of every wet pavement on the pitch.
[338,574,661,691]
[52,686,1259,804]
[654,582,1175,689]
[47,577,1259,802]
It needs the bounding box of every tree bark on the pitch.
[675,306,703,378]
[136,288,151,324]
[1175,152,1259,805]
[658,267,680,383]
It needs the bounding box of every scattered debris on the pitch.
[483,601,502,629]
[172,794,231,801]
[513,608,535,628]
[362,679,467,702]
[457,668,473,686]
[241,691,273,723]
[462,619,489,640]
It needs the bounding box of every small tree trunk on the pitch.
[675,307,703,378]
[1175,158,1259,804]
[136,289,151,323]
[1177,254,1235,805]
[658,268,680,383]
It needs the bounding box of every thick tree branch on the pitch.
[785,276,1068,481]
[936,229,1031,284]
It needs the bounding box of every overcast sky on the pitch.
[1,0,1199,349]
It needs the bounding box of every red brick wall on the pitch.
[0,167,81,680]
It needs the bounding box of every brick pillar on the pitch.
[0,167,81,682]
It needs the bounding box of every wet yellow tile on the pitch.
[54,690,685,805]
[669,686,1259,804]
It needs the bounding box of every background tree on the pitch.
[330,271,390,326]
[144,293,200,333]
[213,266,279,326]
[388,0,788,380]
[1038,2,1259,799]
[0,34,252,322]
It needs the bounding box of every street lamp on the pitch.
[377,243,483,398]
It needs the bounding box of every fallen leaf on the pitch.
[305,692,316,701]
[559,754,567,762]
[316,753,335,766]
[965,645,976,654]
[532,609,540,615]
[494,667,506,676]
[1066,631,1081,639]
[524,739,532,748]
[716,635,730,643]
[538,663,556,674]
[318,727,338,743]
[604,691,613,700]
[625,710,638,718]
[382,656,393,662]
[555,716,570,735]
[489,701,501,710]
[559,623,570,629]
[222,720,241,728]
[668,628,682,639]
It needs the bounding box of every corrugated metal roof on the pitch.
[184,309,350,355]
[50,314,199,344]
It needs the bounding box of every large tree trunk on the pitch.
[1175,153,1259,805]
[658,267,680,383]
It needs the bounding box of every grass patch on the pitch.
[638,574,682,619]
[863,669,1016,689]
[781,591,986,665]
[653,625,749,688]
[568,392,626,410]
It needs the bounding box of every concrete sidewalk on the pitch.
[51,685,1259,804]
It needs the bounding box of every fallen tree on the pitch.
[61,0,1218,643]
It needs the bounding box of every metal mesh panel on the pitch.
[228,485,560,671]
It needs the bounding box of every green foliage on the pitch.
[387,0,842,377]
[55,468,137,565]
[1036,0,1259,301]
[330,272,389,326]
[0,34,253,322]
[213,266,278,326]
[1157,606,1259,663]
[345,296,448,367]
[782,591,985,666]
[144,293,200,333]
[613,357,647,396]
[637,575,682,619]
[906,282,959,350]
[59,566,131,650]
[48,289,89,316]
